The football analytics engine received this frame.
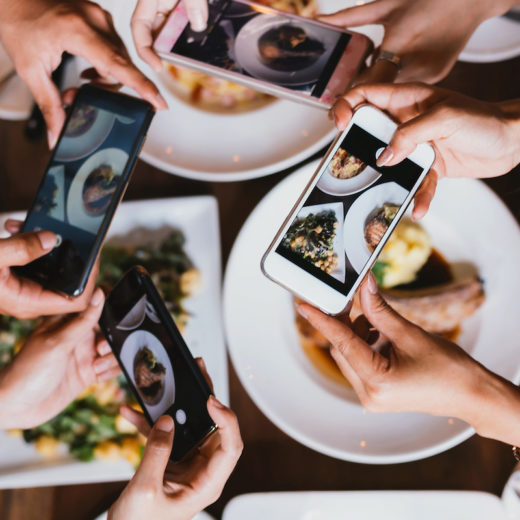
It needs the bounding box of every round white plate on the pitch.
[459,13,520,63]
[109,0,336,182]
[223,160,520,464]
[55,108,115,162]
[234,14,342,86]
[317,162,381,196]
[67,147,128,234]
[117,295,147,331]
[343,181,408,274]
[120,329,176,422]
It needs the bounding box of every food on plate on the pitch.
[383,277,485,334]
[82,164,119,217]
[133,346,166,406]
[296,219,485,388]
[34,175,58,215]
[364,203,400,251]
[0,229,198,463]
[281,210,338,274]
[164,64,274,112]
[371,218,431,289]
[65,104,97,138]
[258,25,325,71]
[329,148,366,180]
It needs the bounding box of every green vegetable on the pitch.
[372,261,389,287]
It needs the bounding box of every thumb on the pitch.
[133,415,174,487]
[359,273,410,344]
[0,231,57,268]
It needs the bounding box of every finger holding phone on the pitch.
[0,219,98,318]
[296,275,520,449]
[333,83,520,219]
[319,0,518,84]
[0,0,166,148]
[131,0,209,72]
[0,288,121,430]
[109,398,242,520]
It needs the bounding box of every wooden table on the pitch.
[0,56,519,520]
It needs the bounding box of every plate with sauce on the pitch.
[223,160,520,463]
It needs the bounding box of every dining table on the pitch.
[0,53,519,519]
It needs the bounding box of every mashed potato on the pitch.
[377,219,431,288]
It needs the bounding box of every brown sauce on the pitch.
[301,340,351,389]
[397,249,453,290]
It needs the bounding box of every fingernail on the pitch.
[190,11,207,32]
[37,230,57,250]
[296,303,308,319]
[376,147,393,167]
[93,356,110,374]
[210,395,225,409]
[90,288,104,307]
[155,91,168,109]
[156,415,174,432]
[47,130,57,150]
[367,272,378,295]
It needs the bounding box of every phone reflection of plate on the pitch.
[343,182,408,274]
[317,162,381,196]
[294,202,345,282]
[145,299,161,323]
[120,329,175,422]
[117,295,147,331]
[54,109,116,162]
[67,147,128,234]
[234,14,340,86]
[46,165,66,221]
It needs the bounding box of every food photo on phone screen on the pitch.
[168,0,350,95]
[276,124,424,294]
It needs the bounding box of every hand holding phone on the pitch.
[14,85,155,298]
[154,0,371,108]
[99,266,218,462]
[262,105,435,315]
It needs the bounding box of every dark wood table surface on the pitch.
[0,56,519,520]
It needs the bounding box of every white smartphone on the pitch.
[261,105,436,315]
[153,0,372,109]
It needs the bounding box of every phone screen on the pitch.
[100,269,215,461]
[275,124,424,295]
[168,0,350,98]
[22,87,152,295]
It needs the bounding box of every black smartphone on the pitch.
[99,266,217,462]
[14,84,155,297]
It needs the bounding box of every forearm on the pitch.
[463,364,520,447]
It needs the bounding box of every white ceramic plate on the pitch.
[234,14,342,86]
[67,148,128,234]
[343,181,408,274]
[222,491,508,520]
[294,202,345,282]
[223,160,520,464]
[120,329,176,422]
[0,195,228,488]
[317,162,380,196]
[459,12,520,63]
[108,0,336,181]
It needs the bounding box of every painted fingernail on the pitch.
[376,147,393,167]
[47,130,57,150]
[37,231,57,250]
[296,303,308,319]
[156,415,174,432]
[210,395,225,409]
[189,11,207,32]
[90,288,104,307]
[367,272,378,295]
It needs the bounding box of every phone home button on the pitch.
[175,409,187,425]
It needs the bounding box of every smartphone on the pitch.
[261,105,436,315]
[99,266,217,462]
[154,0,372,109]
[14,84,155,297]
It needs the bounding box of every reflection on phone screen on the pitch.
[23,98,147,292]
[170,0,350,97]
[276,125,423,295]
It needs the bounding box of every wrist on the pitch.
[463,364,520,446]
